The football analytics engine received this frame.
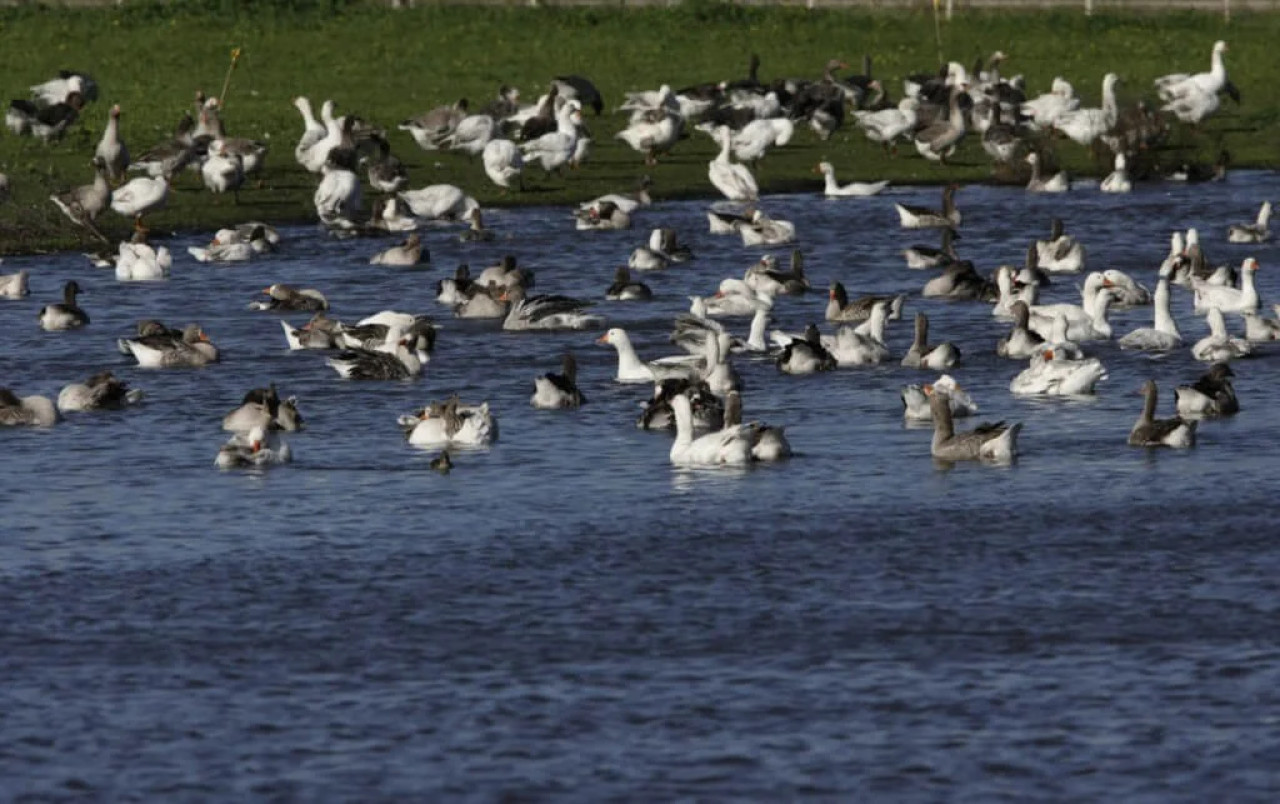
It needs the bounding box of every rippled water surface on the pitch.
[3,173,1280,800]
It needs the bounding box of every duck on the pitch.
[668,392,753,467]
[745,251,809,296]
[605,266,652,301]
[707,125,759,202]
[826,280,904,322]
[531,352,586,409]
[50,157,112,242]
[895,184,960,229]
[370,233,427,266]
[215,425,292,470]
[852,97,918,152]
[1025,152,1069,193]
[94,104,128,182]
[1035,217,1086,273]
[1175,363,1239,416]
[222,384,305,433]
[901,375,977,422]
[903,228,960,270]
[1009,348,1107,396]
[776,324,837,375]
[397,183,477,221]
[913,86,968,163]
[737,209,796,247]
[1227,201,1271,244]
[110,173,169,228]
[1118,276,1181,351]
[901,312,960,369]
[925,386,1020,463]
[501,286,603,331]
[56,371,143,413]
[576,200,632,231]
[114,231,172,281]
[997,300,1047,359]
[121,322,219,367]
[249,284,330,312]
[0,268,30,299]
[722,390,791,462]
[326,331,422,380]
[922,260,996,301]
[401,397,497,448]
[38,280,89,330]
[1099,153,1132,193]
[1192,257,1260,315]
[1053,73,1119,147]
[598,328,701,384]
[1191,307,1252,362]
[0,388,60,427]
[1128,380,1196,448]
[814,161,889,197]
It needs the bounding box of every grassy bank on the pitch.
[0,1,1275,254]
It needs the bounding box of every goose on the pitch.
[637,378,725,432]
[292,96,328,169]
[814,161,889,197]
[727,117,793,165]
[605,266,652,301]
[1191,307,1252,362]
[38,280,89,330]
[398,99,468,152]
[122,323,219,368]
[215,425,292,470]
[576,200,632,232]
[370,234,426,266]
[903,228,960,270]
[1028,282,1117,342]
[458,208,495,243]
[913,86,968,163]
[223,385,304,433]
[56,371,143,413]
[1100,269,1151,307]
[481,137,523,191]
[280,316,336,350]
[500,286,603,331]
[722,390,791,462]
[699,331,741,398]
[94,104,128,182]
[1227,201,1271,244]
[441,112,496,157]
[1155,40,1228,102]
[901,375,976,422]
[332,315,435,363]
[520,100,582,174]
[1032,220,1084,275]
[50,157,112,242]
[616,103,681,165]
[826,280,905,322]
[1025,153,1069,193]
[0,268,29,299]
[980,103,1021,163]
[991,261,1039,318]
[436,264,477,306]
[186,224,273,263]
[901,312,960,369]
[698,279,772,317]
[114,233,172,281]
[110,174,169,228]
[744,251,808,296]
[1128,380,1196,448]
[895,184,960,229]
[7,91,85,142]
[706,207,755,235]
[1175,363,1239,416]
[598,327,700,383]
[628,227,692,270]
[1118,276,1181,350]
[997,300,1047,359]
[397,183,477,221]
[1009,348,1107,396]
[852,97,918,152]
[475,253,533,291]
[707,125,759,202]
[1022,77,1079,130]
[249,284,329,312]
[922,260,996,301]
[1100,153,1132,193]
[1182,227,1232,287]
[671,299,771,356]
[827,301,891,366]
[130,112,199,179]
[738,209,795,246]
[29,70,97,107]
[531,353,586,409]
[1192,258,1259,315]
[0,389,59,427]
[314,150,362,227]
[776,324,837,374]
[1053,73,1119,147]
[326,333,422,380]
[401,397,497,448]
[925,387,1020,463]
[1243,308,1280,341]
[579,175,653,216]
[552,74,604,116]
[668,392,753,467]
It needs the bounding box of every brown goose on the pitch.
[826,281,905,322]
[1128,380,1196,448]
[50,157,112,243]
[926,388,1019,462]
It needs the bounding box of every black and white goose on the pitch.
[531,352,586,409]
[56,371,144,413]
[1175,363,1239,417]
[776,324,837,374]
[38,280,89,331]
[1128,380,1196,448]
[895,184,961,228]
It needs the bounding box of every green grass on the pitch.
[1,2,1278,254]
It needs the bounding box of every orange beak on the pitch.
[596,333,610,344]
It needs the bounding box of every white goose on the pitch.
[482,138,523,191]
[738,209,795,246]
[314,152,361,226]
[115,236,172,281]
[1010,348,1107,396]
[1101,269,1152,307]
[616,104,682,166]
[901,375,976,422]
[992,262,1039,318]
[1155,40,1228,102]
[1118,276,1181,351]
[520,100,581,174]
[1053,73,1119,147]
[669,393,753,468]
[1227,201,1271,244]
[215,425,292,470]
[730,117,793,164]
[0,268,29,299]
[1021,77,1079,130]
[827,300,891,366]
[852,97,918,151]
[397,183,477,221]
[707,125,759,202]
[110,174,168,226]
[1191,307,1252,362]
[597,327,700,384]
[1027,273,1115,342]
[1100,153,1132,193]
[292,96,328,170]
[1192,257,1260,314]
[401,398,497,448]
[814,161,889,198]
[1025,153,1069,193]
[1035,218,1086,273]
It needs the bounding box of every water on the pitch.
[2,173,1279,799]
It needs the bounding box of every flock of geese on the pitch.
[0,40,1268,468]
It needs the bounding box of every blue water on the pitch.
[2,173,1279,799]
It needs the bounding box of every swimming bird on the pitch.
[903,228,960,270]
[1227,201,1271,244]
[605,266,652,301]
[186,224,273,263]
[1128,380,1196,448]
[598,328,701,384]
[1009,348,1107,396]
[901,375,977,422]
[1025,152,1069,193]
[668,392,753,467]
[430,449,453,475]
[922,260,996,301]
[326,332,422,380]
[370,234,426,266]
[738,209,796,247]
[400,397,497,448]
[901,312,960,369]
[222,384,304,434]
[1118,276,1181,351]
[1100,153,1132,193]
[56,371,143,413]
[1175,363,1239,416]
[1191,307,1252,362]
[722,390,791,462]
[501,286,603,331]
[826,280,904,322]
[1035,218,1086,273]
[1193,258,1260,315]
[121,322,219,367]
[814,161,889,198]
[249,284,330,312]
[0,268,30,299]
[215,425,292,470]
[38,280,89,330]
[531,352,586,409]
[114,231,172,281]
[0,388,59,427]
[576,200,631,231]
[776,324,837,375]
[997,301,1047,359]
[895,184,960,229]
[925,387,1020,463]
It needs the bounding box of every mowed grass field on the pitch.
[0,1,1275,253]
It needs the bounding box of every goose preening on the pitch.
[501,286,603,331]
[1025,272,1113,341]
[706,207,755,235]
[903,228,959,270]
[745,251,808,296]
[738,209,796,247]
[991,261,1040,318]
[187,224,274,263]
[1021,77,1080,130]
[579,175,653,216]
[38,280,89,331]
[925,387,1020,463]
[201,139,245,199]
[370,233,427,266]
[668,392,753,467]
[728,116,794,165]
[332,313,436,363]
[1025,153,1069,194]
[629,227,693,270]
[6,90,85,142]
[814,161,889,198]
[1191,307,1253,362]
[616,99,682,166]
[576,200,631,232]
[901,375,976,422]
[399,98,468,152]
[215,425,292,470]
[1052,73,1119,147]
[637,378,724,432]
[29,70,98,107]
[1227,201,1271,244]
[326,331,423,380]
[1099,153,1132,194]
[1192,257,1260,315]
[1118,275,1181,351]
[605,266,653,301]
[481,137,523,191]
[56,370,144,413]
[1035,218,1086,273]
[0,268,30,299]
[1009,348,1107,396]
[1175,363,1239,417]
[120,322,219,368]
[775,323,837,374]
[997,300,1047,359]
[280,313,338,351]
[1128,380,1196,448]
[0,388,59,427]
[315,150,362,227]
[1243,308,1280,341]
[223,384,304,433]
[707,125,759,202]
[895,184,961,229]
[901,312,960,370]
[397,183,478,221]
[1100,269,1151,307]
[249,284,329,312]
[531,353,586,409]
[400,397,498,448]
[114,230,172,281]
[722,390,791,462]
